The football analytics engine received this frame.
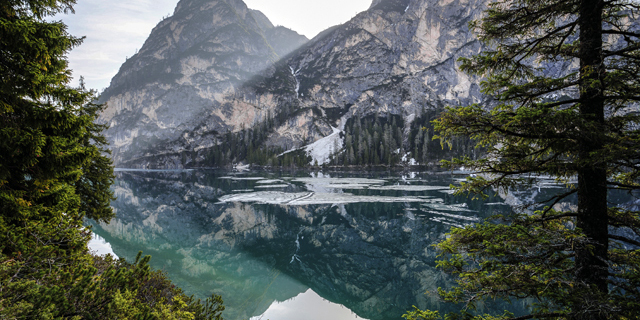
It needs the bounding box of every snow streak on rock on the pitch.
[289,66,301,98]
[304,127,343,165]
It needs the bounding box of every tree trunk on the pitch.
[575,0,608,318]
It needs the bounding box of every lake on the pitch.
[88,169,560,320]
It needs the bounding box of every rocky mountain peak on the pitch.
[100,0,494,168]
[98,0,308,165]
[369,0,384,9]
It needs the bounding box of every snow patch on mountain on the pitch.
[305,126,343,165]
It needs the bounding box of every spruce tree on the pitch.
[0,1,224,318]
[407,0,640,319]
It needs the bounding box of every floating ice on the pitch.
[254,184,290,189]
[256,179,283,184]
[422,209,480,221]
[293,177,386,185]
[219,176,266,181]
[217,191,432,206]
[292,177,386,192]
[218,191,306,204]
[369,185,450,191]
[422,203,477,213]
[324,183,374,189]
[429,217,464,228]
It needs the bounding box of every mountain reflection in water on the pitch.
[88,170,529,320]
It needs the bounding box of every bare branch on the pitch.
[609,234,640,247]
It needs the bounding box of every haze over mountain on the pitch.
[98,0,308,165]
[100,0,490,168]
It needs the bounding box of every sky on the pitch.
[56,0,372,91]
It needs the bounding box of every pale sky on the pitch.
[56,0,372,91]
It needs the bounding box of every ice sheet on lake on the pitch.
[217,191,432,206]
[421,209,480,221]
[256,179,283,184]
[324,183,374,189]
[293,177,387,185]
[429,217,464,228]
[219,176,267,181]
[369,185,450,191]
[422,203,477,212]
[292,177,386,192]
[254,184,290,189]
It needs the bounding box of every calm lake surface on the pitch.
[88,169,564,320]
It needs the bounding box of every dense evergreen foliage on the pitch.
[329,112,478,167]
[331,113,405,166]
[406,0,640,319]
[0,0,224,318]
[202,103,312,168]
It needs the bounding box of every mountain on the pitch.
[98,0,308,165]
[100,0,489,168]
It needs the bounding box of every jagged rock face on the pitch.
[98,0,308,165]
[101,0,489,168]
[274,0,487,140]
[191,0,487,151]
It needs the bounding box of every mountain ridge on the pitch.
[100,0,488,168]
[98,0,308,166]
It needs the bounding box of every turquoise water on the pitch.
[89,169,537,320]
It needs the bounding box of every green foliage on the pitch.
[408,109,480,165]
[410,0,640,319]
[0,1,225,319]
[0,252,225,319]
[329,113,405,166]
[197,104,312,168]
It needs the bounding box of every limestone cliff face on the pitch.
[98,0,307,165]
[262,0,487,146]
[101,0,489,168]
[186,0,487,155]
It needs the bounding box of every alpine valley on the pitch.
[98,0,527,168]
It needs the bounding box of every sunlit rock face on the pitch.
[182,0,488,152]
[259,0,487,145]
[98,0,308,165]
[102,0,491,168]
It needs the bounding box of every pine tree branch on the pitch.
[535,213,578,223]
[604,43,640,57]
[507,312,566,320]
[607,181,640,190]
[539,189,579,217]
[609,234,640,247]
[602,29,640,38]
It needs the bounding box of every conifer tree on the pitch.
[407,0,640,319]
[0,1,224,318]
